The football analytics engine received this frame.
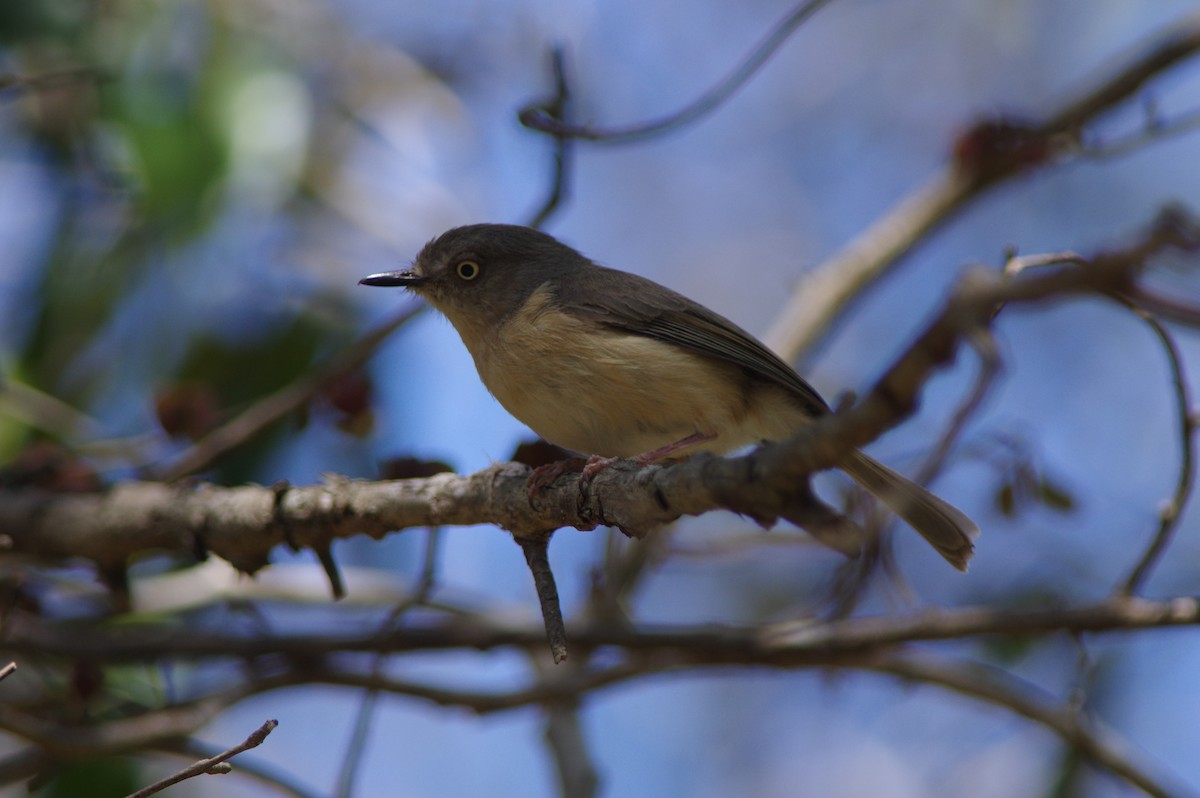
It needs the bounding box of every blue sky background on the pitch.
[4,0,1200,796]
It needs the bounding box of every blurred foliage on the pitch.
[0,0,368,481]
[987,438,1078,519]
[0,8,381,788]
[37,757,140,798]
[175,319,322,408]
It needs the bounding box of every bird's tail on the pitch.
[839,450,979,571]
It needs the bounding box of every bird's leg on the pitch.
[581,431,717,482]
[528,432,717,500]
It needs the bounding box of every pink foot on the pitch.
[530,432,719,498]
[581,454,619,482]
[527,457,586,498]
[579,432,717,487]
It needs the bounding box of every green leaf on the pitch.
[38,757,140,798]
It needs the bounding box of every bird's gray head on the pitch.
[360,223,589,334]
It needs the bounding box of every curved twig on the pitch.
[525,48,574,230]
[124,720,278,798]
[1115,304,1196,595]
[518,0,835,144]
[866,650,1189,798]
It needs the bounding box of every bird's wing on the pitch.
[551,266,830,417]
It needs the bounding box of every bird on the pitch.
[361,223,978,570]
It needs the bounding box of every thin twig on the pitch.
[867,650,1191,798]
[543,701,601,798]
[915,329,1002,485]
[266,660,654,715]
[525,47,573,230]
[1002,250,1087,277]
[1065,631,1094,716]
[1126,285,1200,327]
[380,526,442,627]
[992,252,1197,595]
[520,534,570,663]
[598,525,676,622]
[337,528,442,798]
[314,541,346,600]
[335,689,381,798]
[1116,304,1195,595]
[123,719,278,798]
[518,0,836,144]
[1084,104,1200,159]
[159,738,324,798]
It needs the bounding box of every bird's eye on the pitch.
[455,260,481,281]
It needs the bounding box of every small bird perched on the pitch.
[361,224,978,569]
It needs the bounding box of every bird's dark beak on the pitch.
[359,270,429,287]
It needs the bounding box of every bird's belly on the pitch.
[464,296,808,457]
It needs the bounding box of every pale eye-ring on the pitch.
[456,260,481,281]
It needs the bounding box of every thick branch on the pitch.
[3,598,1196,796]
[5,596,1197,664]
[764,10,1200,359]
[1,213,1194,574]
